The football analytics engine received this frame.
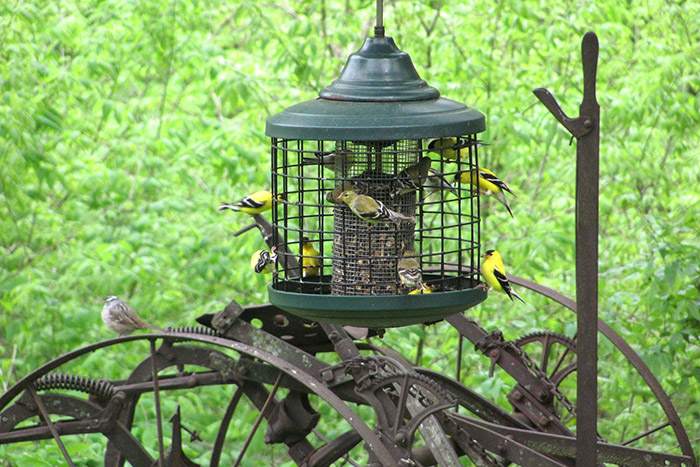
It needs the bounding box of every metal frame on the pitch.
[534,31,600,464]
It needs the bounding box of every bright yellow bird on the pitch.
[251,247,277,274]
[219,191,280,215]
[427,137,486,161]
[456,168,514,218]
[408,283,432,294]
[481,249,525,303]
[337,190,415,225]
[301,237,320,277]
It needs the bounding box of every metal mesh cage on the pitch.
[270,135,481,298]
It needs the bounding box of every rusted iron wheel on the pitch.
[0,331,393,466]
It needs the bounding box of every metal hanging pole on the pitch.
[374,0,385,37]
[533,31,600,465]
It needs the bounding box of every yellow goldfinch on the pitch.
[408,283,432,294]
[456,168,514,218]
[398,251,427,292]
[300,237,320,277]
[390,156,432,198]
[337,190,415,225]
[481,249,525,303]
[219,191,280,215]
[251,247,278,274]
[427,137,487,162]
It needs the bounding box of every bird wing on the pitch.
[479,170,514,195]
[110,305,142,328]
[492,265,515,300]
[254,250,271,273]
[352,195,383,221]
[236,195,267,210]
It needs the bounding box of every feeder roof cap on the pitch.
[319,36,440,102]
[265,35,485,140]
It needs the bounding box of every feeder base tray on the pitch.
[268,283,487,328]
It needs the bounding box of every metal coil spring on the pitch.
[32,373,116,400]
[165,325,221,337]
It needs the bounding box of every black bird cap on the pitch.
[302,236,310,243]
[484,249,495,255]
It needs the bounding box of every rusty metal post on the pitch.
[534,31,600,465]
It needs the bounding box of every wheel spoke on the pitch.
[621,422,670,446]
[149,339,165,467]
[233,371,282,467]
[27,386,76,467]
[211,386,245,467]
[540,333,552,374]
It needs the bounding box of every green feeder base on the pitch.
[268,282,487,328]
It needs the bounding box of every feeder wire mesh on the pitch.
[270,136,481,298]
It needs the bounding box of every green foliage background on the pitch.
[0,0,698,464]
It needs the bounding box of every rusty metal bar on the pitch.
[149,339,165,467]
[449,413,694,467]
[211,387,245,467]
[27,386,76,466]
[621,422,670,446]
[233,372,282,467]
[574,31,600,467]
[534,31,600,465]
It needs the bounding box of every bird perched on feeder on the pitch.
[398,251,428,293]
[326,180,368,204]
[300,237,320,277]
[337,190,415,225]
[390,156,432,198]
[303,149,355,170]
[480,250,525,303]
[424,168,458,198]
[251,246,278,274]
[427,137,487,162]
[219,190,280,215]
[408,283,432,294]
[102,296,163,336]
[455,168,514,218]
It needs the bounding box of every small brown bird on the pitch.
[102,296,163,336]
[390,156,432,198]
[398,251,428,293]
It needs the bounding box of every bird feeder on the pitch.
[265,16,487,327]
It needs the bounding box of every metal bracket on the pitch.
[532,89,593,138]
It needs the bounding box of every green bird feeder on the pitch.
[265,15,487,327]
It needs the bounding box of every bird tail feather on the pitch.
[511,290,526,303]
[495,192,514,218]
[218,203,241,212]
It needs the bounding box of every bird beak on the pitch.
[480,253,487,258]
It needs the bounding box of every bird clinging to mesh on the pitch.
[219,190,281,215]
[427,137,487,162]
[337,190,415,225]
[102,296,164,336]
[251,246,278,274]
[300,237,320,278]
[456,168,515,218]
[390,156,432,198]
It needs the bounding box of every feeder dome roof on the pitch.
[265,36,485,141]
